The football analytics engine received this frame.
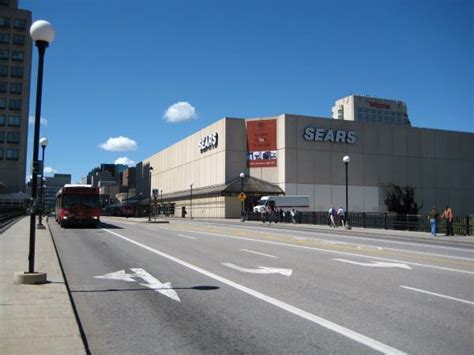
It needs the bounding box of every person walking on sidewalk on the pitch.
[328,206,337,228]
[337,207,345,227]
[427,206,439,236]
[441,206,454,236]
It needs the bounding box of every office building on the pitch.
[331,95,411,126]
[43,173,71,211]
[0,0,32,193]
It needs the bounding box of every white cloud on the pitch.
[44,167,57,175]
[99,136,137,152]
[29,115,48,126]
[163,101,197,123]
[114,157,136,166]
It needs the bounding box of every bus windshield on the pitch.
[257,198,269,206]
[62,195,100,209]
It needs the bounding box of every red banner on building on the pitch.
[246,119,277,167]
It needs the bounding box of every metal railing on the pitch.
[246,211,473,236]
[0,209,27,233]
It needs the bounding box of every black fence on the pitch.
[246,211,473,236]
[0,207,27,232]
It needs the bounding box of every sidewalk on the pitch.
[0,217,86,354]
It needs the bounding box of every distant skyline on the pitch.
[23,0,473,183]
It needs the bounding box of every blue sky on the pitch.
[24,0,473,182]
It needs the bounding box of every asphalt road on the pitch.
[49,218,474,354]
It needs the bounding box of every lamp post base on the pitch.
[14,271,47,284]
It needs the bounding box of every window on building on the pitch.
[12,34,25,45]
[0,131,4,142]
[6,148,19,160]
[7,131,19,143]
[0,64,7,76]
[0,33,10,44]
[8,99,21,110]
[0,148,3,160]
[0,98,6,109]
[0,81,7,93]
[0,49,8,60]
[0,115,5,125]
[0,16,11,28]
[13,18,26,30]
[9,82,22,94]
[0,1,10,7]
[11,50,23,62]
[8,115,20,126]
[10,66,23,78]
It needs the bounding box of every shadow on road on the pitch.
[71,285,220,293]
[97,222,123,229]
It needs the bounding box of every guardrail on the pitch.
[246,211,473,236]
[0,210,27,233]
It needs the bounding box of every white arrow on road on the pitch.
[333,259,412,270]
[94,268,181,302]
[222,263,293,276]
[94,269,137,282]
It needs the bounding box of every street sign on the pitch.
[152,189,159,197]
[238,192,247,201]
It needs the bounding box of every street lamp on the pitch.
[148,166,153,222]
[342,155,351,229]
[190,184,193,219]
[160,189,164,217]
[240,172,245,221]
[27,20,55,277]
[37,137,48,228]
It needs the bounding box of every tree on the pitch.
[384,184,422,214]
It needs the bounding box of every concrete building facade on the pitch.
[332,94,411,127]
[0,0,32,193]
[137,114,473,218]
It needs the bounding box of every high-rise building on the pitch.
[43,173,71,211]
[331,94,411,126]
[0,0,32,193]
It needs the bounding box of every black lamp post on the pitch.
[240,172,245,221]
[148,166,153,222]
[161,189,163,216]
[37,137,48,228]
[28,20,55,275]
[343,155,351,229]
[190,184,193,219]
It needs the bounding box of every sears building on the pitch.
[136,110,473,218]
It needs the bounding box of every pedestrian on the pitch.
[328,206,336,228]
[441,206,454,236]
[427,206,439,236]
[337,207,345,227]
[290,208,296,224]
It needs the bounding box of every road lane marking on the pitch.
[222,263,292,276]
[101,228,405,354]
[240,249,278,258]
[95,268,181,302]
[334,259,412,270]
[172,221,474,255]
[155,227,474,275]
[178,234,196,240]
[400,286,474,305]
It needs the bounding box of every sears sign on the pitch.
[303,127,356,144]
[199,132,218,153]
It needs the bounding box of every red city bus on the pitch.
[55,184,101,228]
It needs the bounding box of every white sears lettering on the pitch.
[315,128,325,141]
[303,127,315,140]
[303,127,356,144]
[199,132,219,152]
